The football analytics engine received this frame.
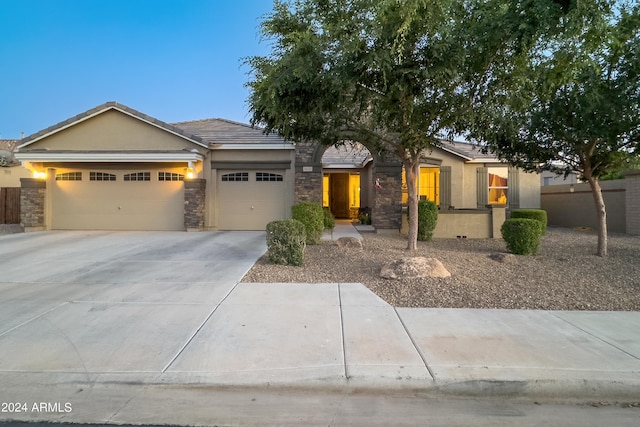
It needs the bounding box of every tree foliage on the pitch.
[246,0,566,250]
[470,0,640,256]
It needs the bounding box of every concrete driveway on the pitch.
[0,230,267,379]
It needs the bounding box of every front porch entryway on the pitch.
[323,172,361,219]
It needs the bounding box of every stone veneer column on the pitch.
[624,170,640,235]
[184,179,206,231]
[294,140,323,203]
[372,162,403,231]
[20,178,46,232]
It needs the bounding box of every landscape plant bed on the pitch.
[242,227,640,311]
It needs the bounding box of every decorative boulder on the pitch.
[380,257,451,279]
[335,236,363,249]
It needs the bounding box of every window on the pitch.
[221,172,248,182]
[488,167,508,204]
[56,172,82,181]
[90,172,116,181]
[401,166,441,204]
[256,172,283,182]
[158,172,184,181]
[124,172,150,181]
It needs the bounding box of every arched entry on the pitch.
[321,143,372,219]
[294,140,403,230]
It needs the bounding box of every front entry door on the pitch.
[330,173,350,218]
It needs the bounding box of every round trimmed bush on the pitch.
[291,202,324,245]
[266,219,306,266]
[510,209,547,235]
[417,200,438,241]
[501,218,542,255]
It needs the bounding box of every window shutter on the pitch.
[439,166,452,209]
[476,167,488,208]
[508,167,520,210]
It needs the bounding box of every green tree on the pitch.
[246,0,564,250]
[472,1,640,256]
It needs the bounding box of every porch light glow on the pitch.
[33,171,47,179]
[186,161,195,180]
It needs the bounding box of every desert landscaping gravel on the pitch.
[242,227,640,311]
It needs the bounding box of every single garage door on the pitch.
[217,170,287,230]
[52,169,184,230]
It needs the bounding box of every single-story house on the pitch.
[10,102,540,236]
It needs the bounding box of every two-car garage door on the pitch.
[52,168,184,231]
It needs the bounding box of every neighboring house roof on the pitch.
[17,102,207,150]
[435,140,499,163]
[0,139,18,166]
[172,118,293,149]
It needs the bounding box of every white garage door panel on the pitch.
[52,173,184,231]
[218,171,287,230]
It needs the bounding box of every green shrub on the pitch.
[323,207,335,230]
[291,202,324,245]
[265,220,306,266]
[511,209,547,235]
[417,200,439,241]
[501,218,542,255]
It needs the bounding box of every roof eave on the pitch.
[14,152,205,162]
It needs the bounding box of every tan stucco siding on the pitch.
[24,110,203,152]
[518,171,541,208]
[0,166,32,187]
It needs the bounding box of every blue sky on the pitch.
[0,0,275,139]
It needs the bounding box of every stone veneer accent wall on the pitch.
[20,178,46,231]
[294,140,323,203]
[371,162,403,230]
[184,179,206,231]
[294,140,403,230]
[625,170,640,235]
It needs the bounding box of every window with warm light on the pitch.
[402,166,440,204]
[488,167,508,204]
[323,174,330,207]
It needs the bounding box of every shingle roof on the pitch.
[322,143,372,167]
[439,140,498,161]
[0,139,18,152]
[172,118,289,146]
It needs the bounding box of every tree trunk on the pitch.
[586,176,608,257]
[405,157,419,251]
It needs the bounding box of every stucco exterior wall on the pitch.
[22,110,205,152]
[518,171,541,209]
[0,166,32,187]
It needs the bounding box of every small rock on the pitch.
[335,236,363,249]
[489,253,517,264]
[380,257,451,279]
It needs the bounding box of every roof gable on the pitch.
[17,102,207,151]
